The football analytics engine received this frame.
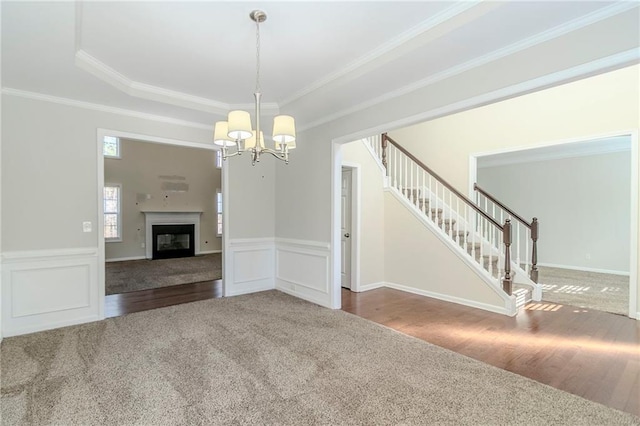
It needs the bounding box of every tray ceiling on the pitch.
[2,1,639,130]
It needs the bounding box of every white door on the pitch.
[341,168,352,289]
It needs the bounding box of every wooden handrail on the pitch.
[473,183,532,229]
[383,133,503,230]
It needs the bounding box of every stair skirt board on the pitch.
[391,186,540,298]
[365,282,517,316]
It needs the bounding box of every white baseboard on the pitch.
[199,250,222,255]
[537,263,630,276]
[105,256,146,263]
[381,281,514,316]
[356,282,386,292]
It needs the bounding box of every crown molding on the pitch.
[299,43,639,134]
[295,2,639,132]
[279,0,484,107]
[74,50,280,116]
[330,50,639,146]
[1,88,212,130]
[477,137,631,169]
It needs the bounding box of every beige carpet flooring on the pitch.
[105,253,222,295]
[2,291,637,425]
[538,266,629,315]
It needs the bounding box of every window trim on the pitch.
[216,189,223,237]
[104,183,122,243]
[103,136,121,159]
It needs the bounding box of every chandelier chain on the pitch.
[255,20,261,93]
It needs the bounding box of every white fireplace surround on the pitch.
[143,211,202,259]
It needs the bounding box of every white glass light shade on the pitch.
[213,121,236,147]
[244,131,265,150]
[273,115,296,149]
[227,110,253,140]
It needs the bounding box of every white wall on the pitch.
[478,150,631,274]
[342,141,385,288]
[0,95,214,336]
[105,138,221,260]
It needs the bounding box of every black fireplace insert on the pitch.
[151,224,195,260]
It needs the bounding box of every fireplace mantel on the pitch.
[143,211,202,259]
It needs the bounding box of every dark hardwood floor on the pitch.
[341,287,640,417]
[105,280,222,318]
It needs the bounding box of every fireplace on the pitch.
[152,224,195,259]
[142,211,202,260]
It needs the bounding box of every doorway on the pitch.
[341,167,353,289]
[470,132,638,318]
[97,129,226,319]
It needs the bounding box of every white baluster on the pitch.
[410,160,414,204]
[516,224,521,268]
[449,189,453,238]
[525,227,531,275]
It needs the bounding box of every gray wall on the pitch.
[105,139,221,260]
[478,150,631,273]
[1,95,214,252]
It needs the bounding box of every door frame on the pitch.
[341,163,361,292]
[96,128,226,320]
[468,129,639,319]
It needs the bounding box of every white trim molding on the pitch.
[2,88,212,130]
[300,49,640,133]
[383,281,516,317]
[1,248,101,337]
[142,211,202,260]
[275,239,332,308]
[226,238,275,297]
[75,50,280,117]
[536,263,630,277]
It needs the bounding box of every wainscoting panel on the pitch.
[1,248,100,337]
[275,239,331,307]
[226,239,275,296]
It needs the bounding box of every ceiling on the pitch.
[2,1,639,133]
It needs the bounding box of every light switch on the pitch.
[83,221,92,232]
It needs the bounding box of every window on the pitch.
[216,190,223,236]
[103,136,120,158]
[104,184,122,241]
[215,150,223,169]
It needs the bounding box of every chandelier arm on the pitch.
[222,150,243,160]
[259,148,289,164]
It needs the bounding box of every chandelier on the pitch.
[213,10,296,164]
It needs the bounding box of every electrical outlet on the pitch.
[586,253,591,260]
[82,222,92,232]
[141,243,145,248]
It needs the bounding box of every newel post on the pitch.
[530,217,539,283]
[381,133,388,172]
[502,219,513,296]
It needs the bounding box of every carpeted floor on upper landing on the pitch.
[1,291,638,425]
[538,266,629,315]
[105,253,221,295]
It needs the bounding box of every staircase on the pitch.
[364,133,542,314]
